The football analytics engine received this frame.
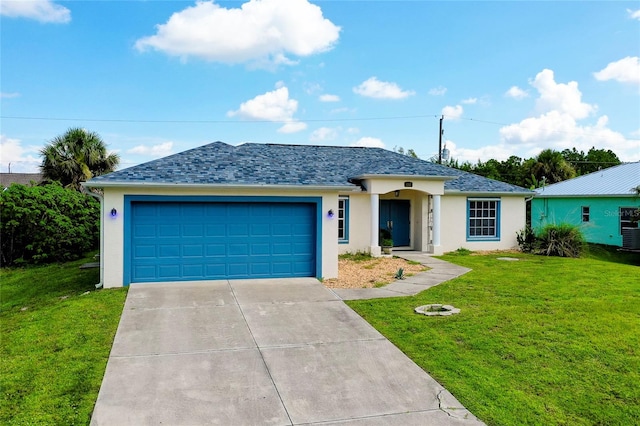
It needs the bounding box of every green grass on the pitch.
[339,251,374,262]
[347,249,640,426]
[1,254,127,425]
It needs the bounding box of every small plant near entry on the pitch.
[381,238,393,247]
[395,268,405,280]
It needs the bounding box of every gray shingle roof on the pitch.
[88,142,531,194]
[535,162,640,197]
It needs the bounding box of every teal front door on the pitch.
[379,200,411,246]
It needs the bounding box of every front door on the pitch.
[379,200,410,247]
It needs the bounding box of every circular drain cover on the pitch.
[415,304,460,316]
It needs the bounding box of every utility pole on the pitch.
[438,115,444,164]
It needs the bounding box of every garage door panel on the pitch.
[130,201,316,283]
[158,244,179,258]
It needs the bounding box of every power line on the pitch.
[0,114,439,124]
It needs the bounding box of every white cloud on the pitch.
[505,86,529,100]
[442,105,463,120]
[347,127,359,135]
[278,121,307,133]
[461,97,477,104]
[0,135,41,173]
[310,127,338,142]
[353,77,415,100]
[319,94,340,102]
[351,137,384,148]
[135,0,340,66]
[445,140,515,163]
[0,92,21,99]
[127,142,174,158]
[498,69,640,162]
[628,8,640,20]
[428,86,447,96]
[531,69,595,119]
[228,83,306,133]
[330,107,356,114]
[594,56,640,85]
[0,0,70,23]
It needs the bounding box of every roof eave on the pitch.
[352,173,457,182]
[445,190,533,196]
[82,181,356,191]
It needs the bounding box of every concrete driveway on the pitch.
[91,278,484,425]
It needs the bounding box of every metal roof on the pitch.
[87,142,532,194]
[535,162,640,197]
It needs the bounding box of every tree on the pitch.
[40,128,119,190]
[527,149,576,186]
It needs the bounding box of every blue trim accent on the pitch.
[466,198,501,242]
[123,195,323,286]
[338,196,349,244]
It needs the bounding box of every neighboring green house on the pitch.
[532,162,640,247]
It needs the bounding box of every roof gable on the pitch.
[88,142,531,194]
[535,162,640,197]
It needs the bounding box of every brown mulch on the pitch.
[323,257,428,289]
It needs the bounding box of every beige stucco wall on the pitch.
[440,195,526,252]
[100,186,342,288]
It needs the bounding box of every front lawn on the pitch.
[347,249,640,425]
[0,255,127,425]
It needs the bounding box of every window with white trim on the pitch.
[582,206,590,222]
[467,198,500,241]
[338,196,349,243]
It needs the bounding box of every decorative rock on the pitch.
[415,304,461,316]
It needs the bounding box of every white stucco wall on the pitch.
[439,195,526,252]
[100,186,341,288]
[338,189,432,254]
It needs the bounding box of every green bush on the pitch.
[516,225,537,253]
[0,183,100,266]
[535,223,585,258]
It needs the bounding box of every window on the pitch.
[620,207,639,233]
[467,198,500,241]
[338,196,349,243]
[582,206,590,222]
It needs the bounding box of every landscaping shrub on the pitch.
[535,223,585,258]
[0,183,100,266]
[516,225,537,253]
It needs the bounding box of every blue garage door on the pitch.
[130,202,316,283]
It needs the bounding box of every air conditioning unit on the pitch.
[622,228,640,250]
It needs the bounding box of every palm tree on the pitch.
[40,128,120,190]
[528,149,576,186]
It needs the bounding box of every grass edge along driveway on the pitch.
[347,250,639,426]
[1,255,127,425]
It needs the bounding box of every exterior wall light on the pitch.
[110,208,117,217]
[394,190,400,197]
[327,209,335,218]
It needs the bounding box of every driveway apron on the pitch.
[91,278,484,425]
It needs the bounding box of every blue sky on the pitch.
[1,0,639,173]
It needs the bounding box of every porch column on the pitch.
[370,193,381,256]
[432,194,441,248]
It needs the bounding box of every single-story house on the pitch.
[531,162,640,247]
[84,142,532,288]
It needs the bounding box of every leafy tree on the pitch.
[527,149,576,186]
[583,147,621,174]
[562,147,621,175]
[40,127,119,190]
[0,182,100,266]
